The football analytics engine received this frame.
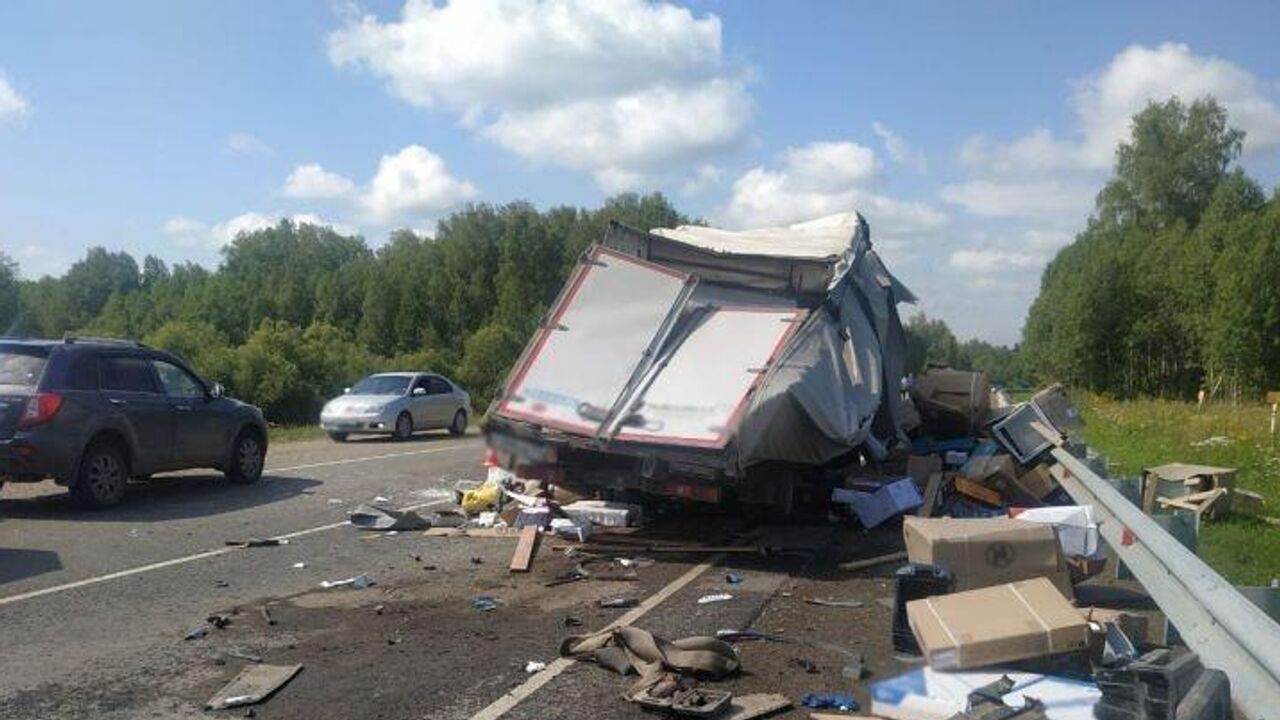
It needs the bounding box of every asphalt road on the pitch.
[0,430,920,720]
[0,431,484,716]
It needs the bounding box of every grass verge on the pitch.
[1078,394,1280,585]
[268,424,328,444]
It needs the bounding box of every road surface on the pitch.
[0,430,915,720]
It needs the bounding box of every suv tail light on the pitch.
[19,393,64,428]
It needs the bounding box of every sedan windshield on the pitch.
[350,375,410,395]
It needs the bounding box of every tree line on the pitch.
[0,194,689,423]
[1022,97,1280,400]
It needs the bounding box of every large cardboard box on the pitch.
[907,577,1091,671]
[902,516,1073,597]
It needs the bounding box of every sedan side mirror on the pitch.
[412,387,427,396]
[209,382,225,399]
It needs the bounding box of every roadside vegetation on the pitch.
[1078,395,1280,585]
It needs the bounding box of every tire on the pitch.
[449,409,467,436]
[226,429,266,484]
[393,412,413,441]
[71,441,129,508]
[327,432,348,443]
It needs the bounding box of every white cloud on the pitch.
[872,121,927,173]
[225,132,272,156]
[0,72,31,122]
[361,145,477,222]
[717,140,946,249]
[328,0,750,189]
[163,212,354,249]
[949,248,1047,273]
[681,163,723,196]
[282,163,358,199]
[940,179,1095,221]
[961,43,1280,176]
[278,145,476,224]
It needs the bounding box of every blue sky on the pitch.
[2,1,1279,345]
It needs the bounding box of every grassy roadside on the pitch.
[1077,394,1280,585]
[268,424,328,444]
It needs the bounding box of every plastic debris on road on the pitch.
[319,574,374,589]
[801,693,858,711]
[524,661,547,673]
[697,593,733,605]
[472,595,499,611]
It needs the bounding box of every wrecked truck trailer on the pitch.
[482,212,917,510]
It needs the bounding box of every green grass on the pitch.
[1078,394,1280,585]
[268,424,328,444]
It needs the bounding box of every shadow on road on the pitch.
[0,474,322,522]
[334,430,469,445]
[0,547,63,586]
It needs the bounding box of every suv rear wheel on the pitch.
[71,441,129,508]
[226,429,265,484]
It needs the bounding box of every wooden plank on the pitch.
[424,527,520,538]
[916,472,944,517]
[509,526,539,572]
[954,476,1003,506]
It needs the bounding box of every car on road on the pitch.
[0,337,269,508]
[320,372,470,442]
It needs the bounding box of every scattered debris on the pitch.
[207,613,232,629]
[840,652,865,680]
[560,626,739,697]
[291,562,306,569]
[871,666,1100,720]
[715,629,787,643]
[561,500,641,528]
[348,504,430,531]
[838,550,907,572]
[524,661,547,673]
[697,593,733,605]
[719,693,791,720]
[184,625,210,641]
[259,605,276,627]
[833,477,923,528]
[791,657,820,674]
[204,663,303,710]
[224,538,288,548]
[801,693,858,712]
[319,574,374,590]
[599,597,639,609]
[725,572,744,585]
[563,615,583,627]
[225,650,263,664]
[471,595,499,612]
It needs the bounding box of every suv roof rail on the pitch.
[62,334,151,349]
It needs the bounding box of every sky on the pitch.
[2,1,1279,345]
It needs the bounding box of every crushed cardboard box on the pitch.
[902,516,1073,597]
[907,577,1091,671]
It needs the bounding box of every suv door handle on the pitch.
[108,397,128,406]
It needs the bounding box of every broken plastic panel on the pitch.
[614,307,802,448]
[498,246,689,434]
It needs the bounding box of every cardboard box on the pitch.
[1013,464,1059,500]
[833,477,922,528]
[906,577,1091,671]
[902,516,1073,597]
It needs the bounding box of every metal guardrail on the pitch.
[1046,445,1280,719]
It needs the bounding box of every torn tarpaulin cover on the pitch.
[560,626,739,698]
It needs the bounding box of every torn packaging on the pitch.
[907,578,1091,671]
[560,626,739,698]
[870,666,1100,720]
[902,517,1073,597]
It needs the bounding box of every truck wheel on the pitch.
[393,412,413,441]
[226,429,265,484]
[71,441,129,508]
[327,432,348,443]
[449,410,467,436]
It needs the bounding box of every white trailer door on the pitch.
[614,307,803,448]
[497,246,689,434]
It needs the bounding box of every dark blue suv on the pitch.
[0,337,269,508]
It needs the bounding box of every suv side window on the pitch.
[99,355,161,393]
[54,351,100,391]
[427,377,452,395]
[153,360,205,398]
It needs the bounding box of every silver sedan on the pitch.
[319,372,471,442]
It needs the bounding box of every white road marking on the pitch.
[468,553,725,720]
[265,439,478,474]
[0,440,480,608]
